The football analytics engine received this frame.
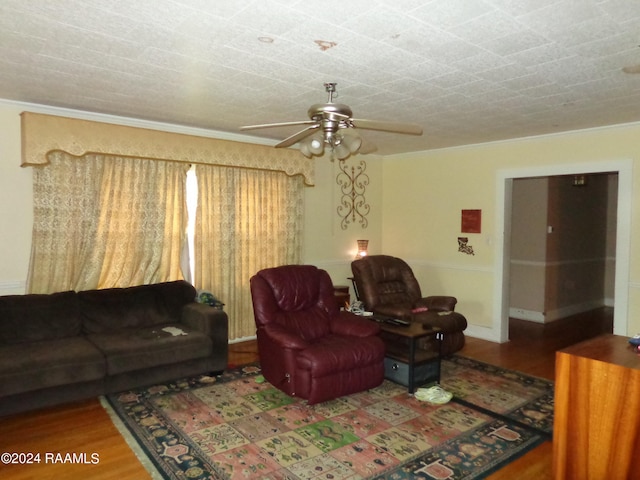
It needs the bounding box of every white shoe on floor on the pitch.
[414,385,452,404]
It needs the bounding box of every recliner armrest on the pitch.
[259,324,310,350]
[330,311,381,337]
[412,310,467,333]
[415,296,457,312]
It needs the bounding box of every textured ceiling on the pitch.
[2,0,640,155]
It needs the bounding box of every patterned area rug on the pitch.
[440,356,554,436]
[103,357,553,479]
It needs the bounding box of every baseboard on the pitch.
[508,308,545,323]
[544,300,608,322]
[229,334,257,344]
[0,280,26,295]
[464,324,505,343]
[510,300,608,324]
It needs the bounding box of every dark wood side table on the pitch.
[553,334,640,480]
[370,314,443,393]
[333,285,350,310]
[348,276,360,301]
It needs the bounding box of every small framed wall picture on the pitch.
[461,209,481,234]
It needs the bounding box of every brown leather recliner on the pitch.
[250,264,385,404]
[351,255,467,355]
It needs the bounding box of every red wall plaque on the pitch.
[461,209,481,233]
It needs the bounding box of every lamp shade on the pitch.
[355,239,368,259]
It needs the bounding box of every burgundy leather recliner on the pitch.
[351,255,467,355]
[250,265,385,404]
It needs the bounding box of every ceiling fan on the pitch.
[240,83,423,159]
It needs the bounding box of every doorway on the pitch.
[508,173,617,337]
[493,160,632,343]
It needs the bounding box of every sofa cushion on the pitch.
[0,291,81,345]
[79,281,197,334]
[0,337,105,396]
[86,323,212,375]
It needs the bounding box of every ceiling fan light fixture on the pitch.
[299,133,325,157]
[340,133,362,154]
[309,135,324,155]
[334,142,351,160]
[299,141,313,158]
[241,83,423,158]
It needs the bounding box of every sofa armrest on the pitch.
[181,303,228,337]
[181,303,229,368]
[330,311,381,337]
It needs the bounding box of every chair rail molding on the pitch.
[408,259,494,273]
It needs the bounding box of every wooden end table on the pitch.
[553,334,640,480]
[370,314,443,393]
[333,285,350,310]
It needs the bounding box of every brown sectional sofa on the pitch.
[0,280,228,416]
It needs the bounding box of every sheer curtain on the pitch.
[194,165,304,340]
[28,152,305,339]
[28,152,189,293]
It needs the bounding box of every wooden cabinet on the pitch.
[553,334,640,480]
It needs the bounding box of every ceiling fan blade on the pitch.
[240,120,317,131]
[350,118,423,135]
[275,125,320,148]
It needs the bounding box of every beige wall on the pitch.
[303,154,383,292]
[510,177,548,316]
[0,102,382,299]
[381,125,640,339]
[2,100,640,340]
[545,174,611,317]
[0,104,33,294]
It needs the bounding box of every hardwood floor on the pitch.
[0,308,612,479]
[0,398,151,480]
[463,307,613,480]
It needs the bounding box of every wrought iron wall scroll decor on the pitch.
[336,158,370,230]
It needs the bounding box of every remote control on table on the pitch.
[385,317,410,326]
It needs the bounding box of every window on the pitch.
[29,156,304,340]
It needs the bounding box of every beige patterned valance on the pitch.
[20,112,314,185]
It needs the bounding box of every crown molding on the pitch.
[384,119,640,161]
[4,98,640,162]
[0,98,278,147]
